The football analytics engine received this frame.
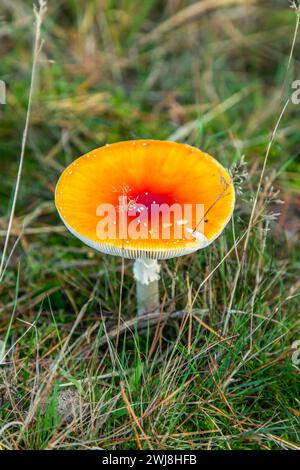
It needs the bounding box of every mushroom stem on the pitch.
[133,259,160,315]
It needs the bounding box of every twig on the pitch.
[100,309,208,346]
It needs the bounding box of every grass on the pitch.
[0,0,300,450]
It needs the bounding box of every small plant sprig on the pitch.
[260,175,284,224]
[290,1,300,15]
[229,155,248,195]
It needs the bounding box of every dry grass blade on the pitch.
[121,385,153,450]
[140,0,257,45]
[0,0,47,282]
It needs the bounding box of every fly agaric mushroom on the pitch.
[55,140,235,315]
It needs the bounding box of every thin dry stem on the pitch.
[0,0,47,282]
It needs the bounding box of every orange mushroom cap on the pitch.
[55,140,235,259]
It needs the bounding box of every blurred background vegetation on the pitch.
[0,0,299,450]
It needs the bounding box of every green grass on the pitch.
[0,0,299,450]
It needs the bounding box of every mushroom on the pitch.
[55,140,235,315]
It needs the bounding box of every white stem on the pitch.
[133,259,160,315]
